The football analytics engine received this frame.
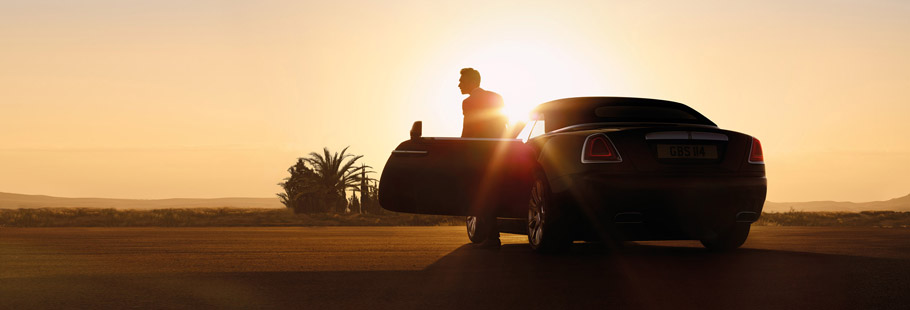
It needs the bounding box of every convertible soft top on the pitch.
[533,97,717,132]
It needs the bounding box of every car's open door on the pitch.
[378,130,535,217]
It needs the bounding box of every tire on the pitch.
[700,224,751,251]
[527,172,571,253]
[466,216,487,243]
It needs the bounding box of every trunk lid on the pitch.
[605,126,752,173]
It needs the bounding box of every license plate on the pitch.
[657,144,718,159]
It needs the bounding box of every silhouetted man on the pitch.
[459,68,507,248]
[459,68,507,138]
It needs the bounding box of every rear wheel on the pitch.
[700,224,750,250]
[466,216,486,243]
[528,172,571,253]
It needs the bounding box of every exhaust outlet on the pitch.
[736,211,759,223]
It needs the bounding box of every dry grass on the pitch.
[0,208,463,227]
[754,210,910,228]
[2,208,909,228]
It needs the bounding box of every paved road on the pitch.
[1,226,909,309]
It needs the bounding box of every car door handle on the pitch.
[392,150,428,157]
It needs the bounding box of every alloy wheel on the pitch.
[528,179,545,247]
[466,216,485,243]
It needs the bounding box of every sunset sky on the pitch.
[2,0,909,202]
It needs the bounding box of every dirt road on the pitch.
[1,226,908,309]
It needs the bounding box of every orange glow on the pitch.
[1,1,909,202]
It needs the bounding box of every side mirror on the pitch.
[409,121,422,140]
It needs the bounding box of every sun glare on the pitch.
[455,37,605,126]
[502,104,531,124]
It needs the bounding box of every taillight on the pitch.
[748,137,764,164]
[582,134,622,163]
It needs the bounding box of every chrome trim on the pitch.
[391,150,428,156]
[433,137,522,141]
[645,131,728,141]
[550,123,622,133]
[550,122,718,133]
[580,133,623,164]
[645,131,688,140]
[691,132,728,141]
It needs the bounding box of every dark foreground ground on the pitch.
[1,227,909,309]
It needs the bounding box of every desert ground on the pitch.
[2,226,909,309]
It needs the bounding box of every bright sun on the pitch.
[456,38,605,125]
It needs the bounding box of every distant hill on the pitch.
[0,192,283,210]
[764,193,910,212]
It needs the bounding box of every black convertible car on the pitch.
[379,97,766,252]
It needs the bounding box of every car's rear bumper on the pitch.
[550,172,767,241]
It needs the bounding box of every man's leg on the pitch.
[478,214,500,248]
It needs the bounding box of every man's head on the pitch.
[458,68,481,95]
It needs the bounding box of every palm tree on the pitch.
[277,159,321,213]
[303,146,373,213]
